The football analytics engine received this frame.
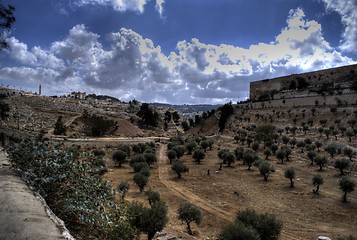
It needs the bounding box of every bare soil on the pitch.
[104,135,357,240]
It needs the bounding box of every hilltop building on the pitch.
[69,92,86,100]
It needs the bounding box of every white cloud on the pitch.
[155,0,165,16]
[71,0,165,14]
[319,0,357,52]
[0,8,355,104]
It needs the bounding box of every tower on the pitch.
[39,84,42,95]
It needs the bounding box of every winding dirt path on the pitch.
[157,144,297,240]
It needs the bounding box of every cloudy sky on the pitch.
[0,0,356,104]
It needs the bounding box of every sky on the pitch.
[0,0,357,104]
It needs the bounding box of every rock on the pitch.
[318,236,331,240]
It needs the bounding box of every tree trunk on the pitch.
[186,222,193,235]
[177,172,181,179]
[290,179,294,188]
[147,231,155,240]
[342,192,348,203]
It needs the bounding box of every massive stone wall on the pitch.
[250,64,357,101]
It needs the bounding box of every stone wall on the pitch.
[250,64,357,100]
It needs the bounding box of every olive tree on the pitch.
[133,173,148,193]
[284,168,296,188]
[334,158,350,176]
[167,149,177,164]
[235,209,283,240]
[258,161,275,181]
[192,148,206,164]
[315,156,328,171]
[117,181,129,202]
[112,150,127,167]
[339,176,356,203]
[312,174,323,194]
[178,202,202,235]
[171,160,189,179]
[129,201,168,240]
[343,147,355,161]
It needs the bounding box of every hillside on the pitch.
[1,83,357,240]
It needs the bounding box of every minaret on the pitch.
[39,84,42,95]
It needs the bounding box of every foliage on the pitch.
[112,150,127,167]
[144,152,157,166]
[171,160,189,178]
[172,145,186,159]
[343,147,355,161]
[137,103,159,128]
[82,113,118,137]
[167,149,177,164]
[324,144,338,158]
[307,150,317,165]
[296,77,309,89]
[264,148,272,160]
[53,116,67,135]
[118,144,131,157]
[185,140,198,155]
[6,139,135,239]
[218,221,260,240]
[117,181,129,202]
[284,168,296,188]
[258,161,275,181]
[0,1,15,49]
[130,154,146,168]
[219,102,234,132]
[223,151,236,167]
[129,200,168,240]
[339,176,356,203]
[315,156,328,171]
[0,100,10,119]
[133,173,148,192]
[145,189,161,207]
[200,140,209,152]
[192,148,206,164]
[254,124,276,143]
[178,202,202,235]
[243,149,256,170]
[334,158,350,176]
[235,209,283,240]
[312,174,323,194]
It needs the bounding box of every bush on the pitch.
[219,102,234,132]
[53,116,67,135]
[82,114,118,137]
[218,222,260,240]
[235,209,282,240]
[6,140,134,239]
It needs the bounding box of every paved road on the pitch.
[0,148,72,240]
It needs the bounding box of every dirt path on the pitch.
[0,148,73,240]
[157,144,297,240]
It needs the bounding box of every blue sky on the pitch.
[0,0,356,104]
